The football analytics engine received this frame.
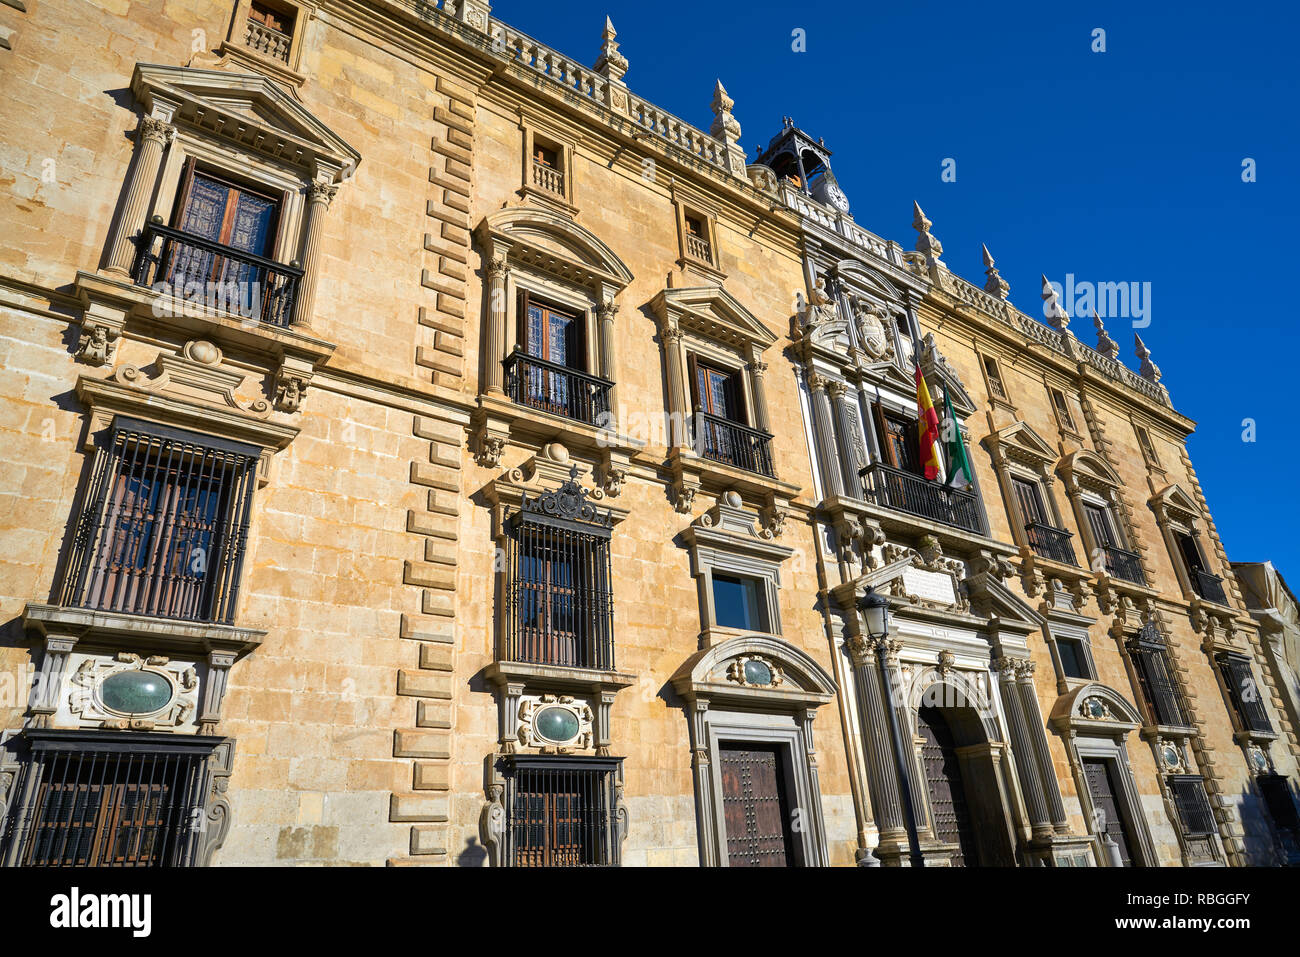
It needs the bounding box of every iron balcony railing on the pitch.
[133,221,302,327]
[859,462,982,533]
[1102,544,1146,585]
[504,351,613,427]
[1191,569,1229,605]
[692,410,775,478]
[1025,521,1078,565]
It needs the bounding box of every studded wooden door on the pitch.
[720,743,795,867]
[1083,758,1134,866]
[917,707,980,867]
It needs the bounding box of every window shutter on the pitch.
[1258,774,1300,830]
[1169,775,1216,836]
[170,156,197,228]
[1220,653,1273,733]
[1131,641,1186,727]
[1085,503,1115,549]
[516,290,530,355]
[687,352,700,411]
[1012,477,1047,526]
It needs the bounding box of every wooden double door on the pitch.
[719,743,798,867]
[917,706,982,867]
[1083,757,1135,866]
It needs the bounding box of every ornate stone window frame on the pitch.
[670,634,836,867]
[1043,613,1099,693]
[649,284,797,519]
[1058,449,1153,600]
[1148,483,1234,613]
[984,420,1089,600]
[517,111,578,213]
[977,349,1017,417]
[671,185,724,281]
[1049,683,1161,867]
[473,208,641,485]
[1131,419,1166,476]
[681,492,795,650]
[81,64,357,410]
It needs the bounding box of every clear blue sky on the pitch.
[495,0,1298,577]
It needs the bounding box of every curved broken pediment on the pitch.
[478,206,633,289]
[671,634,836,706]
[1050,682,1144,734]
[1058,448,1123,495]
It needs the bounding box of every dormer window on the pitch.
[684,214,711,263]
[1135,424,1162,468]
[517,124,576,209]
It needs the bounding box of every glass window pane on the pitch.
[713,574,764,631]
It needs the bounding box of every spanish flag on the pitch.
[915,365,942,481]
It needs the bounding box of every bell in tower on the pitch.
[754,117,850,214]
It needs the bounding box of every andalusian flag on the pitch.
[915,365,942,481]
[942,389,973,489]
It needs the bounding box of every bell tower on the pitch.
[754,117,850,214]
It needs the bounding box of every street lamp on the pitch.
[859,587,890,641]
[857,585,923,865]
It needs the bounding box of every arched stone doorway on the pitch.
[908,674,1019,867]
[917,705,981,866]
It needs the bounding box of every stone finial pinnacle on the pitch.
[982,244,1009,299]
[1093,310,1119,359]
[1041,274,1072,333]
[1134,333,1162,383]
[595,14,628,81]
[710,79,741,144]
[912,202,945,269]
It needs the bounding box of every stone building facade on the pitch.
[0,0,1295,867]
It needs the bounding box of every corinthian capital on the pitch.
[308,180,339,207]
[138,116,175,147]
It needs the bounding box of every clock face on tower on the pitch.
[826,183,850,212]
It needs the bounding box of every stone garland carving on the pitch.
[516,694,595,753]
[68,651,199,731]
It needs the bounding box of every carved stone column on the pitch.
[807,373,845,498]
[199,650,238,734]
[1014,660,1069,830]
[994,657,1054,839]
[662,325,688,449]
[104,116,173,276]
[686,698,718,867]
[291,179,337,326]
[746,343,771,433]
[828,380,865,495]
[848,638,907,845]
[29,634,78,729]
[483,254,510,394]
[597,296,619,425]
[879,639,932,842]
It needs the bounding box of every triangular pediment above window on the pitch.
[650,285,777,352]
[1058,449,1122,494]
[983,419,1057,469]
[131,63,360,179]
[478,207,634,290]
[1150,483,1202,528]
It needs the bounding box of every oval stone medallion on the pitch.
[743,659,773,686]
[535,705,580,743]
[100,670,173,715]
